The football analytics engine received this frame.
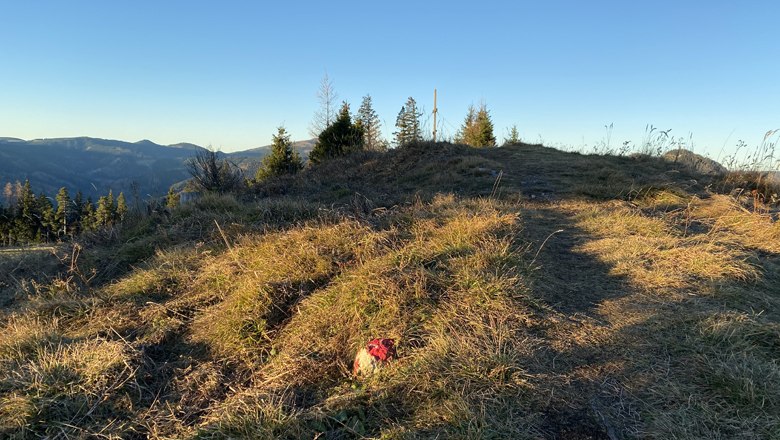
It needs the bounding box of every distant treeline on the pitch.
[1,180,128,246]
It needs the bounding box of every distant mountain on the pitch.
[0,137,317,199]
[0,137,205,198]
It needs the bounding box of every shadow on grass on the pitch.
[515,204,780,439]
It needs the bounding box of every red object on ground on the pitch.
[353,338,397,376]
[367,338,396,361]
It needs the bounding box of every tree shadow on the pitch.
[515,204,780,438]
[314,200,780,439]
[522,205,634,318]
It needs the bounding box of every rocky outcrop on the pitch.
[663,149,728,176]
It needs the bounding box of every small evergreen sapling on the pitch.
[255,126,304,181]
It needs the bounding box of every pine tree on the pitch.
[309,102,364,164]
[116,192,128,222]
[394,97,422,147]
[255,126,304,181]
[55,187,71,237]
[356,95,387,151]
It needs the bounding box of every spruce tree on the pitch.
[82,198,96,231]
[12,180,36,243]
[55,187,71,237]
[474,105,497,147]
[309,102,364,164]
[95,192,115,227]
[116,192,128,222]
[107,190,116,220]
[37,193,55,242]
[255,126,304,181]
[394,97,422,147]
[455,105,478,145]
[73,191,84,234]
[457,103,496,148]
[356,95,387,151]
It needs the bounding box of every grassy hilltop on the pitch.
[1,142,779,439]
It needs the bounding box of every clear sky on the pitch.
[1,1,778,158]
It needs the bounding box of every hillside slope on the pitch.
[1,142,778,439]
[0,137,204,198]
[0,137,316,198]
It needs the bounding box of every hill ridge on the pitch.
[0,136,313,198]
[1,142,778,438]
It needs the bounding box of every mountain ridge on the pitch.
[0,136,315,198]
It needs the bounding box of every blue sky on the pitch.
[1,1,777,158]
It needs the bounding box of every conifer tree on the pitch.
[455,105,478,145]
[504,125,521,145]
[12,180,36,243]
[255,126,304,181]
[356,95,387,151]
[116,192,128,222]
[394,97,422,147]
[37,193,55,242]
[82,198,96,231]
[474,105,497,147]
[457,103,496,147]
[72,191,84,234]
[309,102,364,164]
[55,187,71,237]
[95,191,115,227]
[0,205,9,246]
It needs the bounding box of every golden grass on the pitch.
[573,198,760,293]
[190,221,387,360]
[0,324,135,437]
[0,315,60,361]
[1,144,779,438]
[189,195,545,438]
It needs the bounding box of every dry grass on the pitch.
[190,221,387,360]
[194,195,543,438]
[520,188,780,439]
[573,200,759,291]
[0,315,136,437]
[1,143,778,438]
